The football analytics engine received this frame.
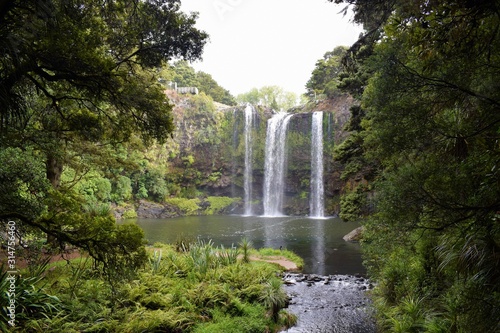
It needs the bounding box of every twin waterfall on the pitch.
[242,109,325,218]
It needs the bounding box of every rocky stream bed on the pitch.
[281,273,376,333]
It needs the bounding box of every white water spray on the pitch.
[263,112,293,216]
[243,104,254,215]
[310,111,325,218]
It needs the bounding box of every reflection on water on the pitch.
[126,215,365,276]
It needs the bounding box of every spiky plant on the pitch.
[149,250,162,274]
[0,263,62,329]
[259,277,288,322]
[238,237,253,263]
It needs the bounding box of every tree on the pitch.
[306,46,348,99]
[236,87,260,106]
[332,0,500,330]
[1,0,207,132]
[196,71,236,106]
[169,60,199,87]
[0,0,208,274]
[236,86,298,111]
[159,61,237,105]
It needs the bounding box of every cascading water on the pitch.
[263,112,293,216]
[243,104,254,215]
[310,111,325,218]
[230,109,240,200]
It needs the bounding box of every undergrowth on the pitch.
[4,240,299,332]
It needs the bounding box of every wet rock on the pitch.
[281,273,376,333]
[136,200,182,219]
[343,226,364,243]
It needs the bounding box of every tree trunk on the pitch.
[46,154,63,188]
[46,153,63,247]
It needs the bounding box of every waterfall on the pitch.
[231,109,240,200]
[310,111,325,218]
[263,112,293,216]
[243,104,254,215]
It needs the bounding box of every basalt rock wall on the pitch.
[167,92,354,216]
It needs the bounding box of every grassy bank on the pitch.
[3,240,300,332]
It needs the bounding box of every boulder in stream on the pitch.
[343,226,364,243]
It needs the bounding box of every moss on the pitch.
[165,197,201,215]
[204,196,238,215]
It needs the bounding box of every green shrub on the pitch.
[193,306,269,333]
[204,196,237,215]
[339,186,367,222]
[121,208,138,219]
[119,308,194,332]
[74,172,112,203]
[111,175,133,203]
[259,278,288,322]
[165,197,200,215]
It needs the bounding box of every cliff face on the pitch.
[162,91,354,216]
[282,94,354,215]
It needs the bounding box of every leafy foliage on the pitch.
[159,60,237,105]
[236,86,298,111]
[165,198,201,216]
[204,197,238,215]
[0,0,208,276]
[306,46,349,99]
[331,0,500,331]
[0,148,50,222]
[15,242,297,332]
[239,238,253,264]
[0,262,62,330]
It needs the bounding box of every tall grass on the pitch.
[0,262,62,330]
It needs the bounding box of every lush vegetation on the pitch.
[159,61,237,106]
[2,241,298,332]
[305,46,348,100]
[0,0,208,273]
[0,2,311,330]
[236,86,301,111]
[7,0,499,331]
[327,0,500,331]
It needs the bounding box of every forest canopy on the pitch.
[0,0,208,274]
[330,0,500,331]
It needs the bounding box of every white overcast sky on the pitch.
[179,0,363,97]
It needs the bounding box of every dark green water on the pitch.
[128,215,365,276]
